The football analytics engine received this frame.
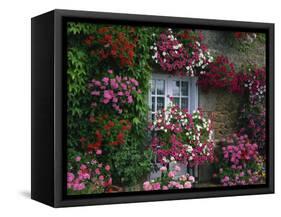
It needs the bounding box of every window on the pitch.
[149,73,198,119]
[149,73,199,180]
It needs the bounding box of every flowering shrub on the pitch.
[239,105,266,153]
[89,70,141,114]
[67,151,112,194]
[233,32,257,43]
[82,114,132,153]
[150,103,214,166]
[241,67,266,105]
[151,29,213,76]
[213,133,266,186]
[197,55,243,93]
[84,27,136,67]
[143,161,195,191]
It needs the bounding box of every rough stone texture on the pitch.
[197,30,265,182]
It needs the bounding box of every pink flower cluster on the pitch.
[143,163,195,191]
[151,29,213,77]
[67,153,112,194]
[89,70,141,114]
[150,103,214,166]
[214,133,266,186]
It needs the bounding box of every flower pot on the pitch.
[106,185,123,193]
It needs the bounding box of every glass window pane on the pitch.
[173,97,180,106]
[151,80,155,95]
[181,81,189,96]
[151,113,155,121]
[181,98,188,110]
[157,97,165,111]
[151,97,155,112]
[172,80,180,96]
[156,80,165,95]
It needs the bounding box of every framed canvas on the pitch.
[31,9,274,207]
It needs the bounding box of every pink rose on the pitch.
[188,175,195,183]
[67,172,75,183]
[96,149,102,155]
[174,165,181,172]
[99,175,104,181]
[160,166,167,172]
[143,181,153,191]
[75,156,81,162]
[168,171,175,178]
[105,165,111,171]
[102,77,109,84]
[95,168,101,175]
[184,181,192,188]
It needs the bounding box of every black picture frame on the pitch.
[31,9,274,207]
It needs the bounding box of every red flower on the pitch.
[88,141,101,151]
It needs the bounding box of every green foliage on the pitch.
[67,22,97,35]
[67,47,91,147]
[66,22,156,187]
[111,142,153,186]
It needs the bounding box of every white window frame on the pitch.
[149,73,198,116]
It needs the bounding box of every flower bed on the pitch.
[150,102,214,166]
[67,151,112,194]
[213,133,266,186]
[143,160,195,191]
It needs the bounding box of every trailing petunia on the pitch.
[151,29,213,77]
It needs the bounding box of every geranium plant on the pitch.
[197,55,243,93]
[67,150,112,195]
[150,102,214,166]
[143,160,195,191]
[213,133,266,186]
[84,26,136,68]
[89,69,141,114]
[151,29,213,76]
[81,114,132,154]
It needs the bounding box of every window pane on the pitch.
[156,80,165,95]
[151,97,155,112]
[157,97,165,111]
[172,80,180,96]
[173,97,180,106]
[151,80,155,95]
[181,98,188,110]
[151,113,155,121]
[181,81,188,96]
